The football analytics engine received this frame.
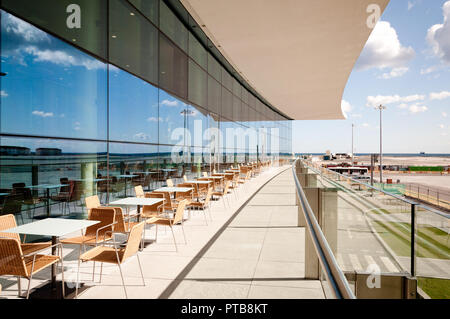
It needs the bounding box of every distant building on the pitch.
[0,146,31,156]
[35,148,62,156]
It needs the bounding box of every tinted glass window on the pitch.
[188,59,207,108]
[158,90,186,145]
[159,34,188,99]
[221,67,233,91]
[207,53,221,82]
[207,76,221,116]
[189,32,207,69]
[0,10,107,140]
[159,1,187,52]
[221,87,233,120]
[1,0,107,59]
[128,0,159,25]
[109,0,158,85]
[109,66,158,143]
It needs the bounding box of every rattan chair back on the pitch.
[0,237,27,277]
[121,222,145,262]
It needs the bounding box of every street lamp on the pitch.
[351,123,354,165]
[374,104,386,184]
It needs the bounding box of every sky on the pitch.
[292,0,450,154]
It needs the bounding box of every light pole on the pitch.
[374,104,386,184]
[351,123,354,165]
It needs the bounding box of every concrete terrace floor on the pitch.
[0,166,325,299]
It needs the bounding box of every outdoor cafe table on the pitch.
[27,184,66,218]
[4,218,99,299]
[109,197,165,248]
[109,197,164,221]
[153,187,193,198]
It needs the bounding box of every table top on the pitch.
[185,180,212,184]
[116,175,138,178]
[109,197,164,206]
[0,193,10,196]
[154,187,192,193]
[3,218,99,237]
[131,171,158,175]
[27,184,66,189]
[72,178,106,182]
[160,169,177,172]
[205,176,224,180]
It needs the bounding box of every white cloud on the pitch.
[443,112,448,117]
[379,67,409,79]
[0,90,8,97]
[341,100,352,118]
[398,103,408,109]
[160,99,179,107]
[427,1,450,63]
[429,91,450,100]
[366,94,425,107]
[24,46,105,70]
[351,113,362,118]
[420,65,439,74]
[32,110,53,118]
[3,13,50,43]
[408,104,428,113]
[356,21,415,71]
[147,117,162,122]
[439,124,446,129]
[408,1,416,10]
[362,123,370,127]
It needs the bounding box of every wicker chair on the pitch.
[146,199,188,252]
[187,187,213,224]
[0,237,64,299]
[0,214,51,255]
[76,221,146,299]
[85,195,101,218]
[166,179,174,187]
[60,208,116,250]
[151,191,177,213]
[213,180,231,208]
[134,185,145,198]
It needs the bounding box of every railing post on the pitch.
[411,203,416,278]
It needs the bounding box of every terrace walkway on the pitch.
[0,166,324,299]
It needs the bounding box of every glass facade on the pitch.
[0,1,291,221]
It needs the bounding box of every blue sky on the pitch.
[292,0,450,154]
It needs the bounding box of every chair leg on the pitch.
[181,224,187,245]
[26,273,34,299]
[136,254,145,286]
[117,263,128,299]
[203,207,208,225]
[60,258,65,298]
[75,258,81,298]
[17,276,21,297]
[155,224,158,242]
[170,225,178,252]
[100,263,104,283]
[92,261,96,282]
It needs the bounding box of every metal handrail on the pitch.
[292,159,355,299]
[306,161,450,220]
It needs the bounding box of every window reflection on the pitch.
[0,10,107,140]
[109,66,158,143]
[158,90,187,145]
[0,137,106,221]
